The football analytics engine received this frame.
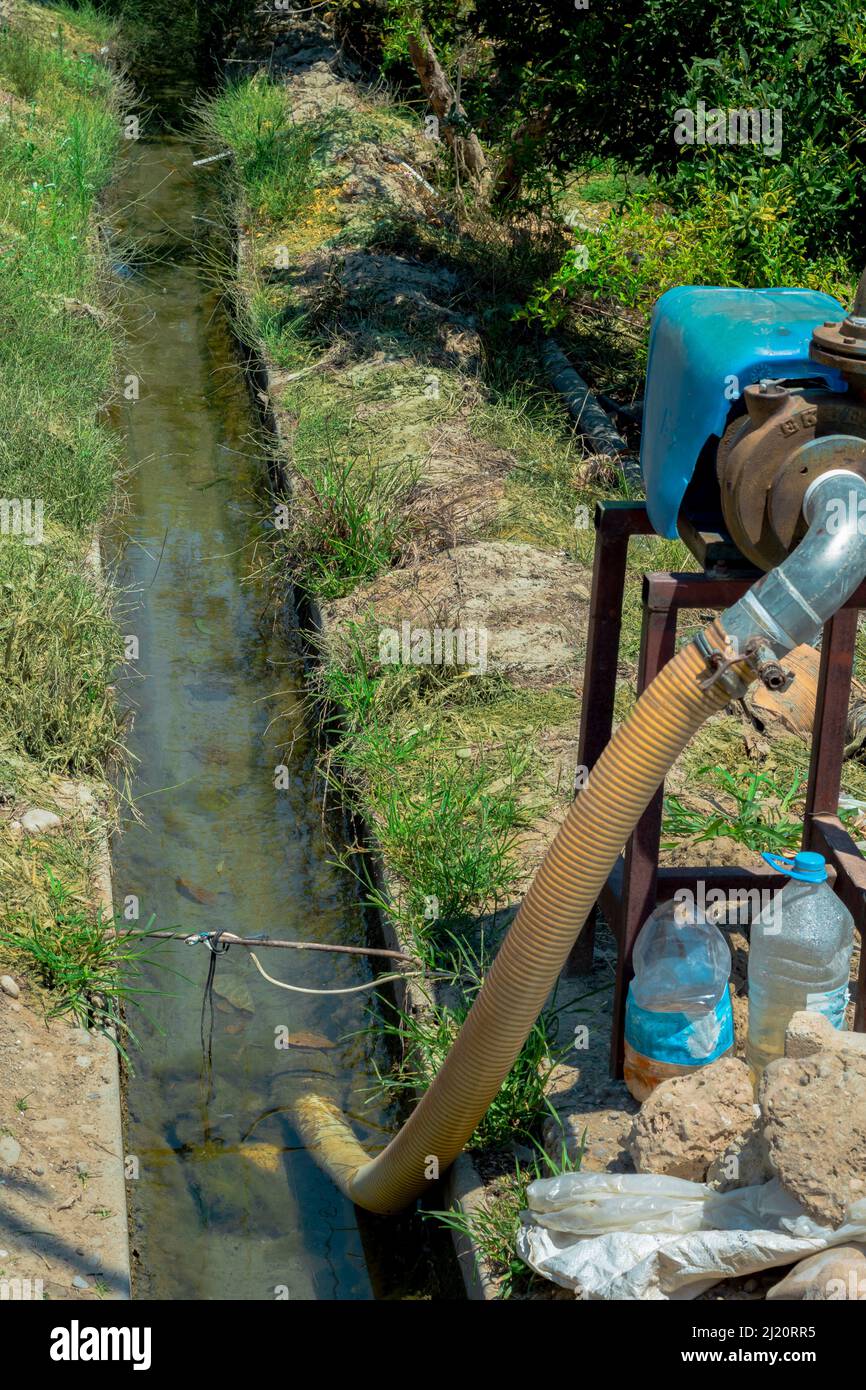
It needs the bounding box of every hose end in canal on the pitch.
[297,475,866,1215]
[293,1094,381,1206]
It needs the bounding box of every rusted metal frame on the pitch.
[608,573,678,1075]
[801,609,866,1028]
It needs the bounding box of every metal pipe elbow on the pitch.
[720,469,866,661]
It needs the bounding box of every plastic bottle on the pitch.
[624,898,735,1102]
[746,850,854,1077]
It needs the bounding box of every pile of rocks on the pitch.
[627,1013,866,1299]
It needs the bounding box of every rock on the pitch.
[760,1052,866,1228]
[53,778,96,810]
[706,1125,770,1191]
[211,974,254,1015]
[785,1010,866,1061]
[766,1245,866,1300]
[71,1275,89,1291]
[0,975,20,998]
[19,808,61,834]
[629,1057,760,1182]
[0,1136,22,1167]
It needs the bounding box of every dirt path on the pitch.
[0,981,129,1300]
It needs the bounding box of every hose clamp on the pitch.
[695,632,792,698]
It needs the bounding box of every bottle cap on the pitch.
[761,850,827,883]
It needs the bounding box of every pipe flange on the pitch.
[810,316,866,386]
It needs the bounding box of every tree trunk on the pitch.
[492,108,552,204]
[406,27,490,193]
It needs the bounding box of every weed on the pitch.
[0,869,159,1061]
[424,1138,584,1299]
[279,449,415,599]
[663,766,804,854]
[0,537,124,774]
[367,938,568,1147]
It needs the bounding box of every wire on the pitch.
[248,951,437,996]
[200,929,231,1098]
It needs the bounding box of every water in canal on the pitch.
[108,131,408,1300]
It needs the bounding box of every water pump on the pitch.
[640,286,866,570]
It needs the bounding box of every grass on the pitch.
[663,766,805,855]
[317,637,535,961]
[279,449,416,600]
[0,6,129,1026]
[367,938,568,1149]
[0,869,155,1059]
[0,535,124,772]
[0,12,121,531]
[424,1139,584,1299]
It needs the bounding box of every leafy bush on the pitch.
[524,183,854,330]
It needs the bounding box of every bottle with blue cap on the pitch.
[746,849,855,1076]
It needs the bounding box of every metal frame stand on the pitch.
[567,500,866,1078]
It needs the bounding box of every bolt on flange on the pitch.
[811,316,866,388]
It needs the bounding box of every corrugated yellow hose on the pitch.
[294,622,754,1213]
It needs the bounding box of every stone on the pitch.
[785,1010,866,1061]
[53,778,95,810]
[0,975,20,999]
[211,974,254,1015]
[629,1057,760,1182]
[19,808,61,834]
[0,1136,22,1167]
[706,1125,770,1191]
[766,1245,866,1300]
[760,1052,866,1228]
[71,1275,89,1291]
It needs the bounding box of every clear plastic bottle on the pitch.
[746,850,854,1077]
[623,897,734,1103]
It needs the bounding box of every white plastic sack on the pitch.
[517,1172,866,1300]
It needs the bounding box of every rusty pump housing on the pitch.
[717,316,866,571]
